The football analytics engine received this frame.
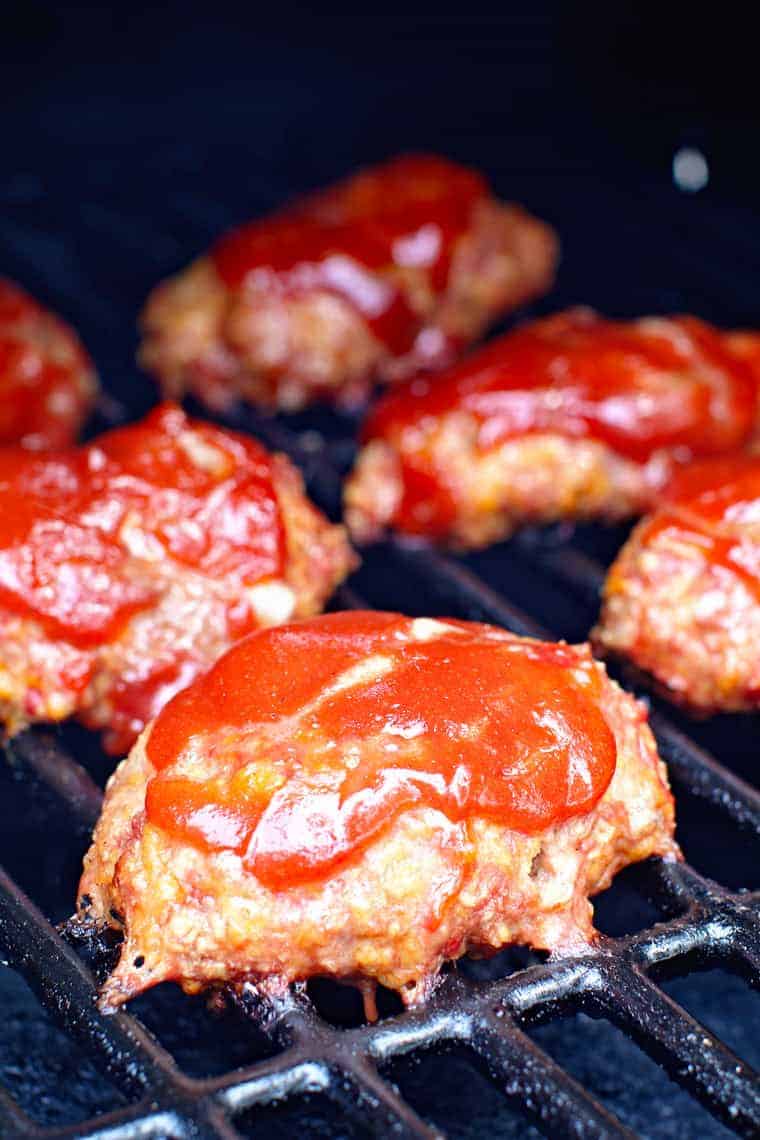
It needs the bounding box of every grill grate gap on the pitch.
[529,1012,736,1140]
[382,1043,545,1140]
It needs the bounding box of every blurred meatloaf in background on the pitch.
[73,612,677,1012]
[593,455,760,713]
[0,403,354,754]
[0,277,98,448]
[345,308,759,549]
[139,154,558,412]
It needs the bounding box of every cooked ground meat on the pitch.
[138,155,558,412]
[0,404,355,753]
[344,308,757,549]
[73,612,677,1012]
[0,278,97,447]
[593,456,760,713]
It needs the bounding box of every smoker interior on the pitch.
[2,10,760,1135]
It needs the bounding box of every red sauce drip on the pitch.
[211,155,488,354]
[363,310,756,532]
[0,403,285,645]
[145,612,617,887]
[0,278,94,448]
[640,455,760,601]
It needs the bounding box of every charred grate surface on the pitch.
[0,418,759,1140]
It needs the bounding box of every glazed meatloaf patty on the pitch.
[0,277,97,448]
[74,612,677,1012]
[345,308,757,549]
[0,403,354,753]
[593,455,760,713]
[139,154,558,412]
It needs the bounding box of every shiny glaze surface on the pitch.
[0,278,95,448]
[212,155,488,354]
[640,456,760,600]
[0,402,284,645]
[362,309,756,535]
[146,612,617,886]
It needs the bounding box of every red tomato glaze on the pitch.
[211,155,488,355]
[361,310,757,537]
[640,455,760,602]
[0,403,285,645]
[146,612,617,887]
[0,278,95,448]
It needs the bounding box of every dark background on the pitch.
[1,1,760,422]
[0,5,759,1137]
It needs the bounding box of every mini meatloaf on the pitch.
[0,403,354,753]
[344,308,757,549]
[593,456,760,713]
[0,278,97,447]
[74,611,677,1012]
[139,154,558,412]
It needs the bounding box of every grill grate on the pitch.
[0,418,759,1140]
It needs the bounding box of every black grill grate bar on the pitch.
[8,731,104,829]
[36,1104,188,1140]
[333,1056,443,1139]
[645,712,760,836]
[213,1057,331,1114]
[0,1085,39,1138]
[388,542,546,638]
[512,532,606,601]
[0,416,758,1139]
[471,1017,637,1140]
[0,865,188,1101]
[3,584,758,1140]
[593,965,760,1137]
[230,410,760,829]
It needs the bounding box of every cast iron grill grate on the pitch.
[0,418,758,1140]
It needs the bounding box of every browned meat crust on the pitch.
[74,622,676,1012]
[0,414,355,753]
[139,201,557,412]
[593,517,760,713]
[344,430,667,550]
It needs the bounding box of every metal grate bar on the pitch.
[645,712,760,836]
[40,1104,188,1140]
[512,531,607,600]
[471,1016,637,1139]
[388,542,546,638]
[333,1056,442,1139]
[594,965,760,1137]
[0,413,758,1139]
[0,866,186,1100]
[214,1057,331,1114]
[7,730,104,829]
[0,1085,39,1138]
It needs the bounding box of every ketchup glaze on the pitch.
[0,402,285,645]
[145,612,618,887]
[361,309,757,537]
[211,155,488,355]
[639,455,760,601]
